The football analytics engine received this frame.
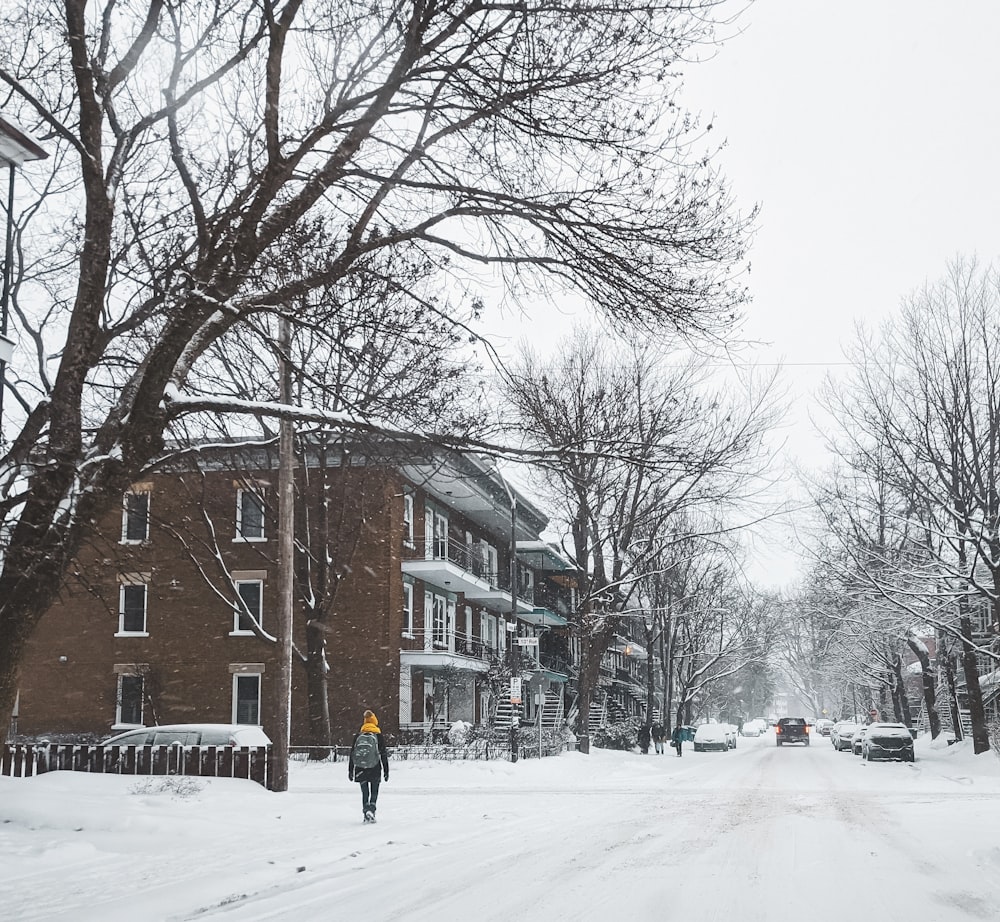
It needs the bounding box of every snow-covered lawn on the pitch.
[3,733,1000,921]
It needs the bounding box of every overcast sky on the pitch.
[668,3,1000,587]
[485,4,1000,589]
[682,1,1000,453]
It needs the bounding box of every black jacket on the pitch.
[348,730,389,783]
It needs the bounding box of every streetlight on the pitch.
[0,116,48,442]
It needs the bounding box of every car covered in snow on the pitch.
[852,726,868,755]
[693,724,731,752]
[831,721,861,751]
[813,718,835,736]
[102,724,272,748]
[741,719,766,737]
[861,722,915,762]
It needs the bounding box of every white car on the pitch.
[862,722,916,762]
[852,726,869,756]
[741,719,766,737]
[102,724,272,748]
[831,721,860,751]
[693,724,730,752]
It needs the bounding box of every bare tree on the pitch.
[0,1,753,747]
[813,259,1000,752]
[501,329,776,751]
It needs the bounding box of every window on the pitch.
[402,493,414,547]
[432,595,447,646]
[121,490,149,543]
[233,673,261,724]
[424,505,447,559]
[483,542,499,584]
[402,582,414,637]
[236,487,266,541]
[118,582,148,635]
[464,606,474,653]
[232,580,263,634]
[116,674,144,726]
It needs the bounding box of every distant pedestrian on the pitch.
[651,722,666,754]
[349,709,390,823]
[671,726,684,757]
[637,723,651,754]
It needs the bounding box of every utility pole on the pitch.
[508,487,519,762]
[272,315,295,791]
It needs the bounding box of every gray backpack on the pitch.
[352,732,380,770]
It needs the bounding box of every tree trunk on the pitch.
[958,614,990,753]
[906,635,940,738]
[305,619,332,756]
[890,655,910,726]
[942,646,964,741]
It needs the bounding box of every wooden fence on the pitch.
[1,743,272,789]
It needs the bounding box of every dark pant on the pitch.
[360,779,380,814]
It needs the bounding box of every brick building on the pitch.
[12,440,580,746]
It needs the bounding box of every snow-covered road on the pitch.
[3,732,1000,921]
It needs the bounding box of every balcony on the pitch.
[400,628,497,673]
[401,538,534,614]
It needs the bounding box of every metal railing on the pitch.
[403,537,535,605]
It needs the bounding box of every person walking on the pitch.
[348,709,390,823]
[651,722,666,754]
[637,723,651,754]
[671,725,684,757]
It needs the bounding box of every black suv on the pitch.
[775,717,810,746]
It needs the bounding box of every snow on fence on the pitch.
[1,743,271,789]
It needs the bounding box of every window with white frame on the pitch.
[118,580,148,635]
[482,541,499,584]
[423,589,455,648]
[116,673,144,726]
[233,673,261,724]
[402,581,415,637]
[121,489,150,543]
[424,505,448,560]
[971,598,992,635]
[232,579,263,634]
[432,595,448,646]
[402,492,414,547]
[236,487,266,541]
[464,606,474,652]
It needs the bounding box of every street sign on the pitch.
[515,637,539,647]
[510,676,522,704]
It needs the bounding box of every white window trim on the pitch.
[235,487,267,542]
[232,672,262,725]
[402,581,415,638]
[116,580,149,637]
[120,488,151,544]
[115,673,144,728]
[231,579,264,636]
[402,493,415,549]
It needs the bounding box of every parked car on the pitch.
[741,719,765,737]
[852,726,868,755]
[813,718,835,737]
[775,717,810,746]
[861,723,915,762]
[723,724,738,749]
[101,724,272,748]
[831,721,860,751]
[693,724,731,752]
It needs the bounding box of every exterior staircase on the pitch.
[916,701,971,738]
[539,688,564,729]
[492,697,523,730]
